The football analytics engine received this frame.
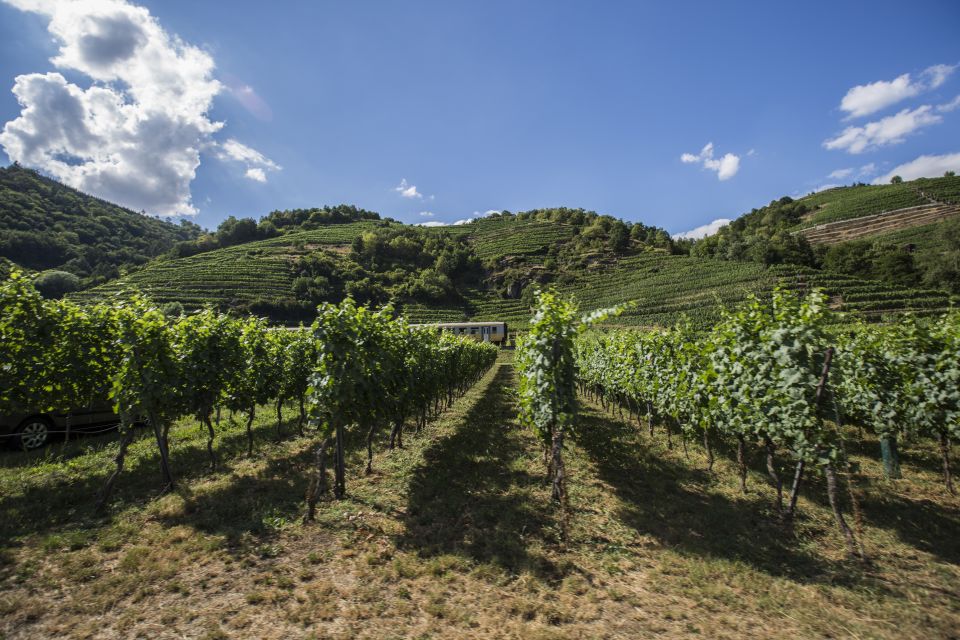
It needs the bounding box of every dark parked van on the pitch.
[1,405,119,450]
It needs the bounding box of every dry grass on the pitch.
[1,352,958,638]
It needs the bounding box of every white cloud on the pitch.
[0,0,273,215]
[393,178,423,199]
[811,183,842,194]
[418,211,434,217]
[447,209,501,225]
[923,63,956,89]
[415,221,447,227]
[216,138,280,182]
[674,218,731,240]
[244,167,266,183]
[938,95,960,113]
[839,64,957,118]
[873,152,960,184]
[827,163,877,181]
[680,142,741,181]
[823,105,942,154]
[828,168,854,180]
[840,73,919,119]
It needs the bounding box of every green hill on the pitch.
[0,164,202,287]
[2,165,941,325]
[74,210,954,328]
[692,175,960,294]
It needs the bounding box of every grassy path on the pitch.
[1,352,959,638]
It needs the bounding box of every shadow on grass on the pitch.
[0,414,305,546]
[571,407,850,583]
[628,410,960,570]
[155,455,311,550]
[398,363,561,578]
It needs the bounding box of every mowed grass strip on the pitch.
[566,396,960,639]
[1,353,958,638]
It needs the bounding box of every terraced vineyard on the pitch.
[863,218,953,254]
[770,265,953,317]
[466,217,577,261]
[74,214,956,329]
[71,222,381,310]
[798,182,929,227]
[799,203,960,245]
[916,174,960,204]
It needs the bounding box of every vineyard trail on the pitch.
[1,353,959,639]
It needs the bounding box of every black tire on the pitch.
[14,416,53,451]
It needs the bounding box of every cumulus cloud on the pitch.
[839,64,957,118]
[680,142,740,181]
[0,0,276,216]
[873,152,960,184]
[216,138,280,182]
[393,178,423,199]
[414,221,447,227]
[823,105,942,154]
[674,218,731,240]
[418,211,434,217]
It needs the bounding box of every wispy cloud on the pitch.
[224,79,273,121]
[938,95,960,113]
[827,163,877,181]
[680,142,740,180]
[418,211,434,217]
[217,138,281,183]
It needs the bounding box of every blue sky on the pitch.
[1,0,958,236]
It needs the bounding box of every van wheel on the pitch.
[15,417,52,450]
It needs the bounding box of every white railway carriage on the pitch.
[411,321,508,344]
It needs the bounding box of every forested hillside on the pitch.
[692,174,960,292]
[0,164,202,289]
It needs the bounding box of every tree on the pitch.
[33,270,80,299]
[890,175,903,184]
